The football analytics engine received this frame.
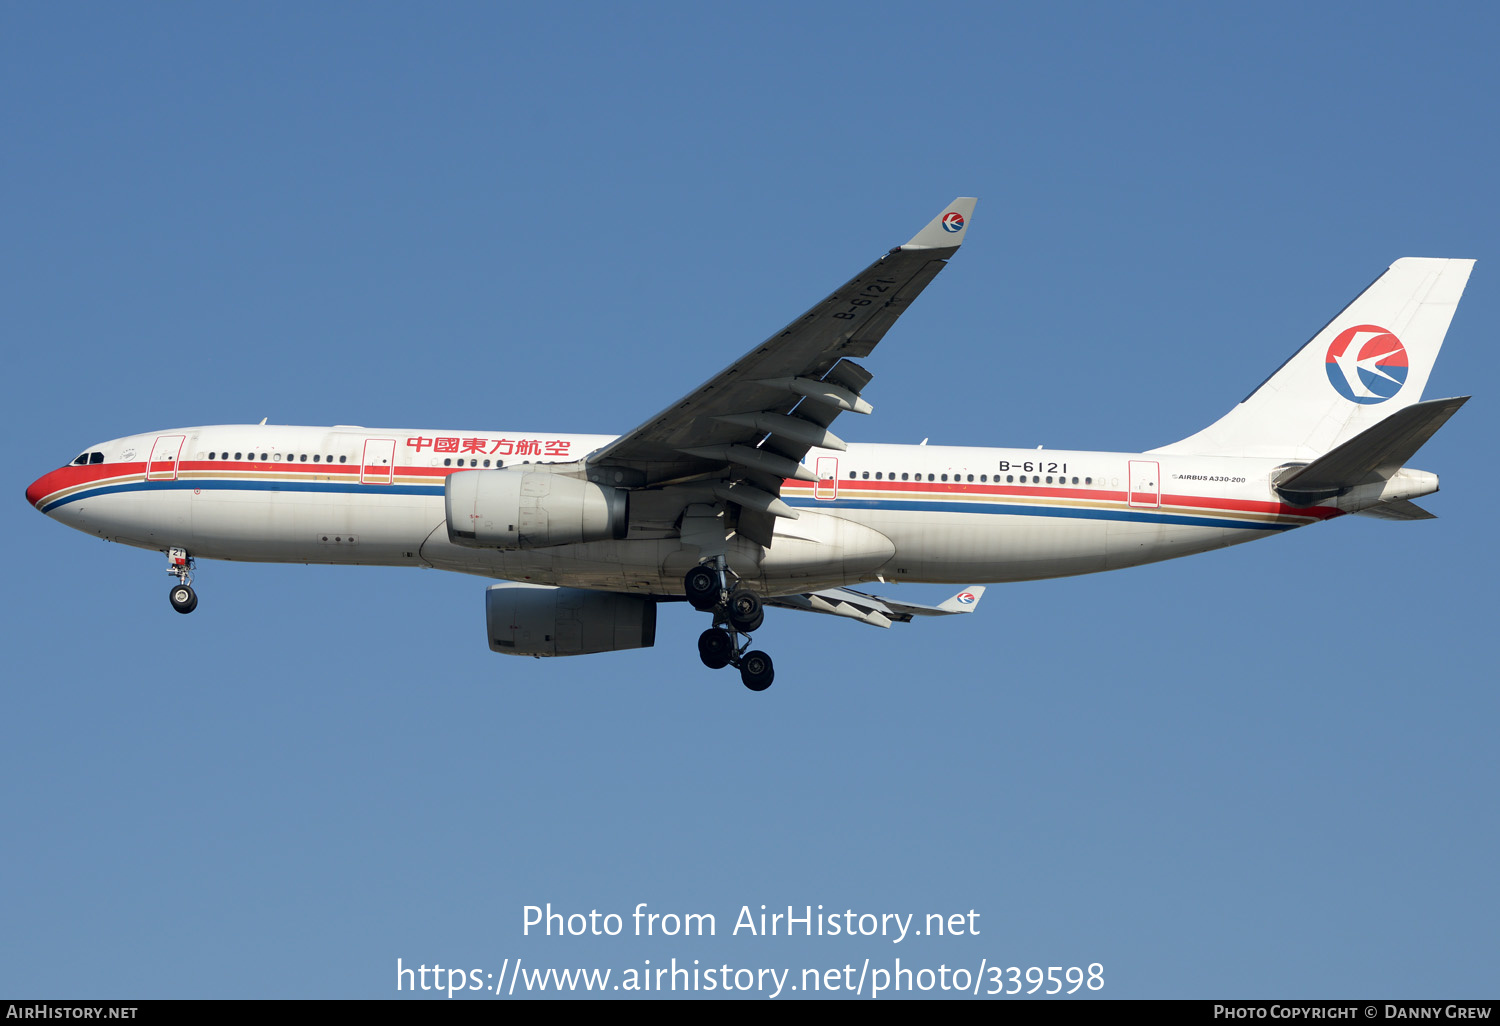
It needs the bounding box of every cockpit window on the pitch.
[89,452,104,465]
[72,453,89,466]
[71,452,104,466]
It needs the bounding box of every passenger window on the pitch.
[443,458,452,467]
[1046,476,1053,484]
[901,473,909,481]
[861,471,869,479]
[273,454,281,461]
[941,474,948,481]
[967,474,973,482]
[848,471,856,479]
[928,474,935,481]
[1007,475,1014,483]
[300,454,307,462]
[875,472,882,480]
[1085,477,1093,485]
[339,455,347,463]
[261,453,268,461]
[1032,475,1040,483]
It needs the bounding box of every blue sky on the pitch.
[4,2,1497,999]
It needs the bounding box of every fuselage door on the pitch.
[145,435,186,481]
[1128,460,1161,508]
[361,438,396,485]
[815,456,839,500]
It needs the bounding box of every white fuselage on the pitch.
[28,424,1343,595]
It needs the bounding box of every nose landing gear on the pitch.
[686,560,775,691]
[166,547,198,614]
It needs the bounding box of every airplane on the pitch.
[25,199,1473,692]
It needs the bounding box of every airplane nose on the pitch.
[26,469,61,511]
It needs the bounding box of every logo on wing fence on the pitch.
[1325,324,1408,404]
[940,211,966,233]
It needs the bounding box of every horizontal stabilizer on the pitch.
[1275,396,1468,503]
[1351,499,1437,521]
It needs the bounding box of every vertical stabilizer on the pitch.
[1152,258,1473,459]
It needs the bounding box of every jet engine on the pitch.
[446,469,628,549]
[485,583,657,657]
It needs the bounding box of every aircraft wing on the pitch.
[766,586,986,629]
[586,198,976,544]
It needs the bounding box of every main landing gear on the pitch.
[685,561,774,691]
[166,547,198,614]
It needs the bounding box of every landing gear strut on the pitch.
[166,547,198,614]
[686,560,775,691]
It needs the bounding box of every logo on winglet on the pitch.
[940,212,965,233]
[1325,324,1408,404]
[956,591,977,604]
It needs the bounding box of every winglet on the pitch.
[902,197,977,250]
[936,586,985,613]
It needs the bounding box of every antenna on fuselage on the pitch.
[258,417,268,426]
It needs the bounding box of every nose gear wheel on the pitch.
[166,547,199,614]
[169,584,198,614]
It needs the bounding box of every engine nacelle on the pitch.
[485,583,657,657]
[446,469,628,549]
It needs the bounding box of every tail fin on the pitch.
[1152,258,1474,459]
